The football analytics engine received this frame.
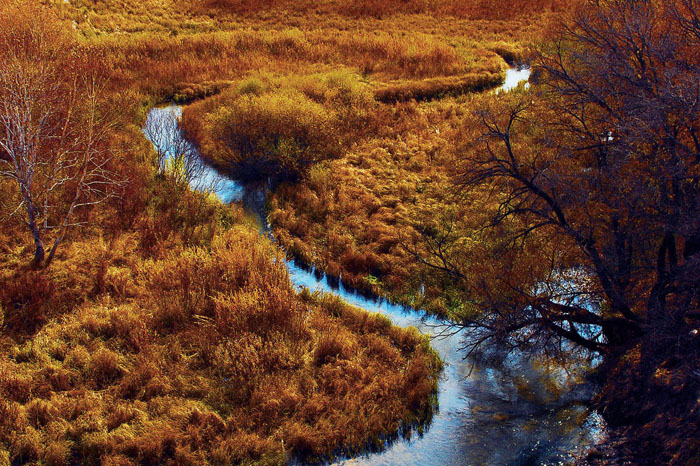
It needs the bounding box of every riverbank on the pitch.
[582,339,700,465]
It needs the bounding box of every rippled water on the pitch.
[144,69,605,465]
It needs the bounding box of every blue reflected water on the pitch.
[283,259,605,466]
[143,106,245,204]
[143,71,605,464]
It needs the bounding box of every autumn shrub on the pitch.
[43,441,71,466]
[164,80,231,105]
[237,76,266,96]
[0,372,32,404]
[314,332,351,366]
[210,89,341,181]
[138,176,225,254]
[0,270,54,334]
[88,348,124,388]
[25,398,58,428]
[11,427,42,465]
[182,72,378,182]
[209,432,284,465]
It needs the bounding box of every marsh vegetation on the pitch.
[2,0,699,465]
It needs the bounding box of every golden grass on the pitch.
[0,155,443,463]
[56,0,571,34]
[265,90,534,314]
[93,28,511,102]
[0,6,444,459]
[0,223,441,464]
[178,70,547,317]
[48,0,570,103]
[374,71,504,102]
[0,2,580,463]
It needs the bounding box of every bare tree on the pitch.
[0,3,122,267]
[409,0,700,359]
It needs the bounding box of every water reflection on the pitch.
[143,106,245,204]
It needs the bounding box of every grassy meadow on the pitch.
[17,1,700,465]
[0,0,580,465]
[52,0,566,101]
[0,218,441,465]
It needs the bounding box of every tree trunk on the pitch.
[602,317,643,351]
[45,234,64,267]
[22,187,45,268]
[30,225,45,268]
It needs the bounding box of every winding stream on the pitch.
[144,68,606,465]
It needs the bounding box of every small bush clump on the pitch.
[182,72,378,182]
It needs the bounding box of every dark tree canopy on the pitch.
[421,0,700,359]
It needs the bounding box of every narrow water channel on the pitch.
[143,68,606,465]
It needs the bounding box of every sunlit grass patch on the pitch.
[374,71,503,102]
[0,222,441,464]
[181,71,380,182]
